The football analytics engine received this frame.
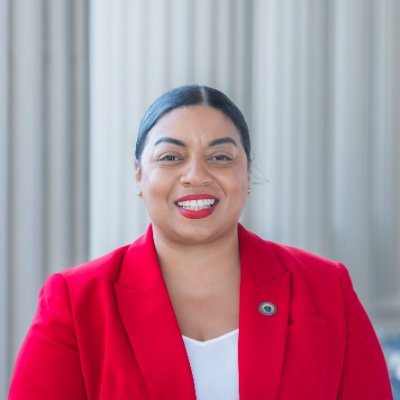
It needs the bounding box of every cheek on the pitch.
[232,169,250,190]
[141,168,174,199]
[223,171,250,202]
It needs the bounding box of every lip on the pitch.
[174,194,219,220]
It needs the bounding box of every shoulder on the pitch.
[60,244,131,283]
[240,225,345,278]
[40,244,132,305]
[266,239,351,292]
[268,240,342,274]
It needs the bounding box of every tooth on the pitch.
[176,198,217,211]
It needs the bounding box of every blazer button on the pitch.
[258,302,277,316]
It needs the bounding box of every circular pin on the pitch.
[258,302,277,316]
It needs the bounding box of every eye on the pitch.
[160,155,179,161]
[157,153,183,163]
[212,154,232,161]
[208,154,233,164]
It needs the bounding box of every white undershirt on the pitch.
[182,329,239,400]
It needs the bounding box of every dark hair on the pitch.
[135,84,251,164]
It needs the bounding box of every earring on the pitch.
[137,190,143,197]
[247,188,251,194]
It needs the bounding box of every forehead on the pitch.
[146,105,242,145]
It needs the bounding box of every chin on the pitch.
[171,224,215,244]
[170,219,237,245]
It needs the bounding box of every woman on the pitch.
[9,85,392,399]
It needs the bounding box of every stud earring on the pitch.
[137,191,143,197]
[247,188,251,194]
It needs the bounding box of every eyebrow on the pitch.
[209,137,238,147]
[154,137,186,147]
[154,136,238,148]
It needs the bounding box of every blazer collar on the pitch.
[115,224,290,399]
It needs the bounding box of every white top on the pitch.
[182,329,239,400]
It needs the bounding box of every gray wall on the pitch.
[1,0,399,396]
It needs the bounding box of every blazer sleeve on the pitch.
[8,273,87,400]
[337,264,393,400]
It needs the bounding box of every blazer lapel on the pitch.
[238,225,291,399]
[114,226,196,400]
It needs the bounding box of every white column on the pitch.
[330,0,374,307]
[45,0,76,270]
[370,0,400,331]
[0,0,10,393]
[9,0,46,369]
[250,0,331,255]
[90,0,148,258]
[44,0,90,272]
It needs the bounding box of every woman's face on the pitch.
[136,105,250,244]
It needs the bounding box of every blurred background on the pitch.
[1,0,399,397]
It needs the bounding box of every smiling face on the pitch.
[136,105,250,245]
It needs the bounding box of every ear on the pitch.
[135,162,142,185]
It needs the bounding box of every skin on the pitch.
[136,105,250,341]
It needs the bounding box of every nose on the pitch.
[180,157,212,187]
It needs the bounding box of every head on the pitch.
[135,85,252,244]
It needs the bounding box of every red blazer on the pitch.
[9,225,392,399]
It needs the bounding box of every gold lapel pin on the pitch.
[258,302,277,316]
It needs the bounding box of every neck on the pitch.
[152,225,241,297]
